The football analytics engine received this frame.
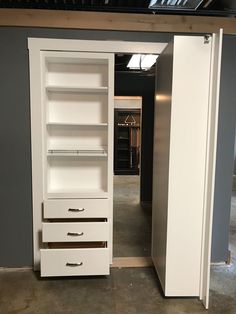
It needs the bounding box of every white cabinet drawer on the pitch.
[42,222,109,242]
[41,248,109,276]
[44,199,109,218]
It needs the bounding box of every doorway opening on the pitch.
[113,53,156,265]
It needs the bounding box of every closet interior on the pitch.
[114,108,141,175]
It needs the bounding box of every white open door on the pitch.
[152,31,223,309]
[200,29,223,309]
[152,41,174,292]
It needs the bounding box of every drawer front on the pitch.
[42,222,109,242]
[44,199,109,219]
[41,248,109,276]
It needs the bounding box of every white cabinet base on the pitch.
[41,248,110,277]
[42,222,109,242]
[44,199,109,219]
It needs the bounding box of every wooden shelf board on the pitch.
[114,96,142,100]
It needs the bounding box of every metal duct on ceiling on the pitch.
[0,0,235,17]
[148,0,205,11]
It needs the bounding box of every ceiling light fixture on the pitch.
[149,0,204,10]
[127,54,159,70]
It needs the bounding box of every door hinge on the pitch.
[204,35,211,44]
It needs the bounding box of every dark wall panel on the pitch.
[211,35,236,262]
[234,133,236,174]
[0,31,32,267]
[0,27,171,267]
[0,27,235,266]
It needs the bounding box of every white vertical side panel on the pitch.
[152,42,174,291]
[108,54,114,264]
[28,47,44,270]
[200,30,223,309]
[166,36,212,296]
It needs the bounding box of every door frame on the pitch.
[28,36,220,308]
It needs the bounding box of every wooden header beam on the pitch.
[0,9,236,35]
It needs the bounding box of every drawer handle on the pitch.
[67,232,84,237]
[66,262,83,267]
[68,208,85,212]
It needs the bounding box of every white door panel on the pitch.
[152,42,174,292]
[152,33,222,303]
[200,29,223,309]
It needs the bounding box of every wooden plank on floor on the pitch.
[112,257,153,268]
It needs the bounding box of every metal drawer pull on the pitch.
[68,208,85,212]
[66,262,83,267]
[67,232,84,237]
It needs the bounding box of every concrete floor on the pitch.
[113,175,151,257]
[0,190,236,313]
[209,190,236,313]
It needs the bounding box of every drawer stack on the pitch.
[40,199,110,277]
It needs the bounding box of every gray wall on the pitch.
[0,27,235,266]
[211,35,236,262]
[0,27,172,267]
[234,132,236,174]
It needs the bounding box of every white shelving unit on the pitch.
[30,50,114,277]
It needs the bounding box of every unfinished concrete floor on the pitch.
[0,190,236,313]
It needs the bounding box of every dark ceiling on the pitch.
[116,54,133,73]
[0,0,236,17]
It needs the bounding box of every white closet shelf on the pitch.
[47,149,108,157]
[46,86,108,94]
[46,56,109,65]
[46,122,108,127]
[47,189,108,199]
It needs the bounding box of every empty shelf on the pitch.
[47,189,109,199]
[47,149,108,157]
[46,122,108,127]
[46,85,108,94]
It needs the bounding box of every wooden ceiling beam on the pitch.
[0,9,236,35]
